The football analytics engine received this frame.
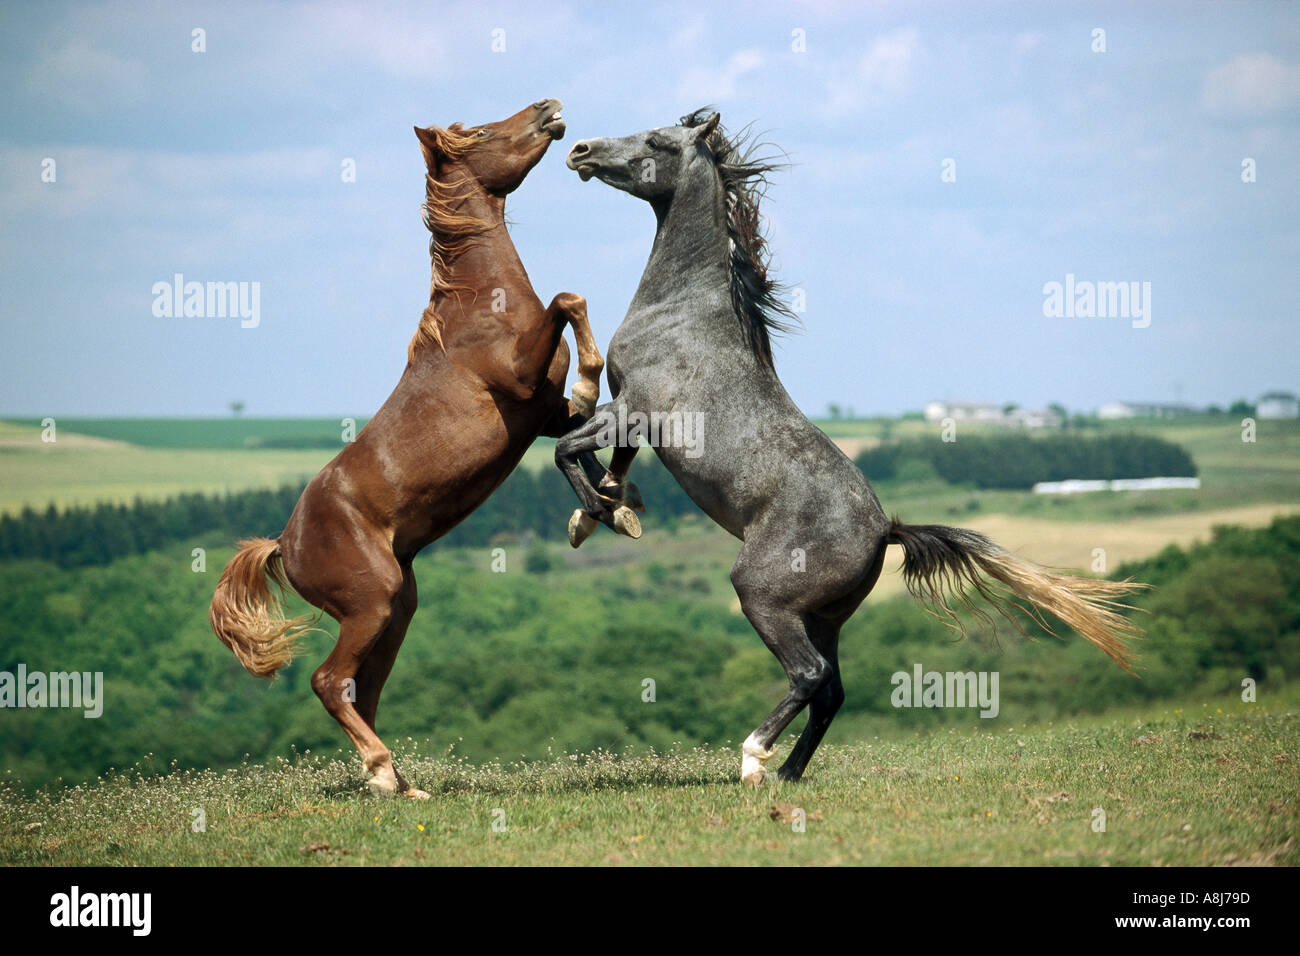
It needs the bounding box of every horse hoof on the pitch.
[403,787,432,800]
[741,734,774,785]
[568,509,598,548]
[367,778,398,798]
[621,481,645,513]
[613,506,642,539]
[571,382,598,419]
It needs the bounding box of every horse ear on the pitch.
[692,112,720,142]
[414,125,443,167]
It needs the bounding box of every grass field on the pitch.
[2,684,1294,866]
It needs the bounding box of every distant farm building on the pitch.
[1257,392,1299,419]
[1097,401,1202,420]
[924,401,1062,428]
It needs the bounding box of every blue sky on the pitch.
[2,0,1297,417]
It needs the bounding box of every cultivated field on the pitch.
[0,420,336,516]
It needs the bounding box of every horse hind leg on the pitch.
[776,542,886,781]
[351,566,427,798]
[775,620,844,782]
[307,552,418,799]
[732,573,834,785]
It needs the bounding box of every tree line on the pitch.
[0,454,707,569]
[854,432,1196,489]
[0,432,1198,569]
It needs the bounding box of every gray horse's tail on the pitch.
[886,520,1146,675]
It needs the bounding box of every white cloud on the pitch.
[0,146,337,220]
[24,37,148,111]
[1015,32,1045,55]
[819,27,921,117]
[1202,53,1300,117]
[677,48,765,102]
[284,0,448,80]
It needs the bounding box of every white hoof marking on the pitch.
[741,733,774,784]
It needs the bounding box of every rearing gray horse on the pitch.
[557,109,1143,785]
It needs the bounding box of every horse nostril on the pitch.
[570,142,590,157]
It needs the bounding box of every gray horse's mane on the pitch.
[680,107,798,369]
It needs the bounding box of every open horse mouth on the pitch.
[539,105,566,140]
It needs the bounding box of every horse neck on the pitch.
[635,163,730,309]
[429,168,530,311]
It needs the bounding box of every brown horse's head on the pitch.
[414,98,565,194]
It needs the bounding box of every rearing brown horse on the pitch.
[210,98,605,798]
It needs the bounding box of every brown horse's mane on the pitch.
[410,124,492,361]
[679,107,798,369]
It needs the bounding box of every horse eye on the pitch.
[476,129,490,138]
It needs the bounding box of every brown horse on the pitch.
[210,98,607,798]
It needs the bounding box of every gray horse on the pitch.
[557,109,1143,785]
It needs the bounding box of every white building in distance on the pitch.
[1257,392,1299,419]
[1097,401,1202,419]
[924,401,1062,428]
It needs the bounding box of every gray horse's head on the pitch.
[565,111,720,201]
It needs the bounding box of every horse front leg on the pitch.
[555,402,642,547]
[542,405,645,521]
[546,292,603,418]
[598,444,644,513]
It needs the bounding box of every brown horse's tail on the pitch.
[209,537,316,679]
[886,520,1146,675]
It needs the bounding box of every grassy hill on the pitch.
[2,685,1294,866]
